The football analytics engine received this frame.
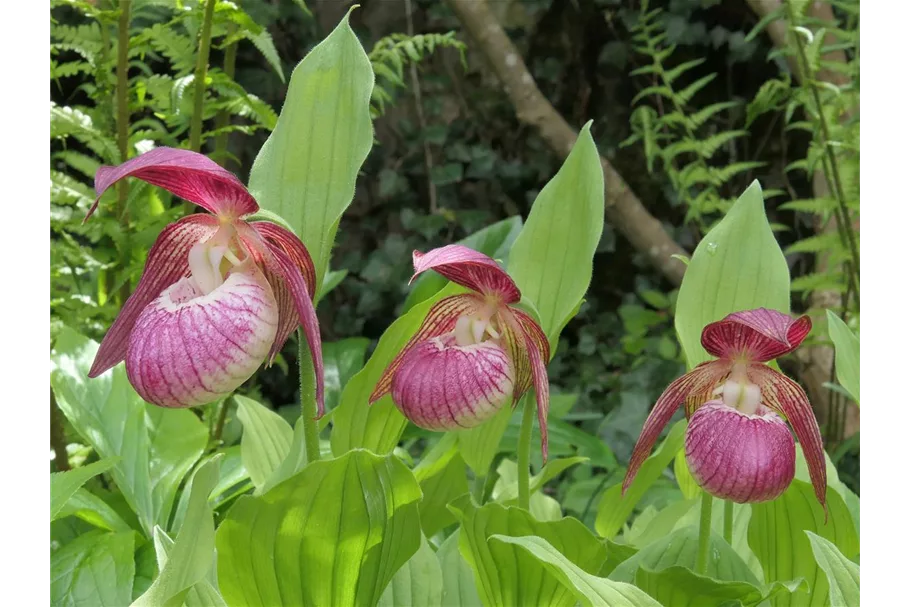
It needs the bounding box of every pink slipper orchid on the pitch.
[369,245,552,458]
[622,308,826,508]
[85,147,324,413]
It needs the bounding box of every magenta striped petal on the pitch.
[411,245,521,303]
[126,264,278,408]
[391,336,515,430]
[701,308,812,363]
[501,307,552,460]
[88,147,259,220]
[622,360,732,494]
[248,222,318,363]
[89,214,220,378]
[685,401,796,503]
[748,363,827,510]
[238,222,325,416]
[370,293,483,405]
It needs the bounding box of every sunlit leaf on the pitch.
[806,531,860,607]
[51,457,119,520]
[826,310,860,403]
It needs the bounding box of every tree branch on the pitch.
[446,0,686,285]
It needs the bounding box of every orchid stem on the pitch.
[723,500,733,545]
[114,0,132,305]
[184,0,217,215]
[473,473,486,504]
[298,329,321,464]
[517,396,534,510]
[696,492,713,575]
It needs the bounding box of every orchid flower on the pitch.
[623,308,826,508]
[85,147,324,413]
[369,245,552,458]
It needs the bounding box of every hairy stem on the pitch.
[517,396,535,510]
[210,398,230,447]
[696,492,713,574]
[189,0,217,154]
[723,500,733,545]
[298,329,321,464]
[115,0,132,304]
[213,36,238,169]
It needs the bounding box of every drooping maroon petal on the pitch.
[237,223,325,416]
[701,308,812,363]
[88,147,259,221]
[411,245,521,304]
[391,335,515,430]
[369,293,483,405]
[500,307,552,460]
[247,221,319,364]
[89,214,220,378]
[126,263,279,408]
[748,363,827,510]
[622,360,732,494]
[249,221,317,296]
[685,401,796,503]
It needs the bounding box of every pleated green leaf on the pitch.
[234,395,293,492]
[51,457,119,520]
[377,536,443,607]
[438,529,483,607]
[412,434,470,538]
[826,310,860,403]
[806,531,860,607]
[51,531,135,607]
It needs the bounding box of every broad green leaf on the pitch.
[234,395,293,492]
[132,456,221,607]
[806,531,860,607]
[457,404,513,475]
[378,536,443,607]
[171,448,250,532]
[51,457,119,520]
[634,565,805,607]
[673,448,700,499]
[51,531,135,607]
[51,328,153,533]
[748,480,859,606]
[625,497,697,548]
[248,8,374,291]
[51,328,206,536]
[402,216,523,313]
[675,180,791,367]
[491,535,660,607]
[412,434,470,537]
[793,443,861,535]
[610,526,761,586]
[146,406,207,529]
[508,121,605,344]
[323,337,370,412]
[595,420,686,538]
[438,530,482,606]
[259,417,310,495]
[330,284,462,455]
[153,529,226,607]
[529,492,564,521]
[216,450,422,607]
[492,456,588,502]
[56,487,133,533]
[826,310,860,402]
[672,497,763,580]
[449,498,607,607]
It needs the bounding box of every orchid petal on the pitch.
[248,221,319,363]
[701,308,812,363]
[500,307,551,460]
[237,223,325,416]
[88,147,258,221]
[622,360,732,494]
[89,214,220,377]
[369,294,483,405]
[748,363,827,510]
[411,245,521,303]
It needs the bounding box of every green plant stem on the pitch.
[213,36,237,168]
[473,474,486,503]
[189,0,217,153]
[785,3,860,304]
[517,396,535,510]
[298,330,321,464]
[210,398,229,448]
[723,500,733,544]
[696,492,713,574]
[115,0,132,305]
[51,388,70,472]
